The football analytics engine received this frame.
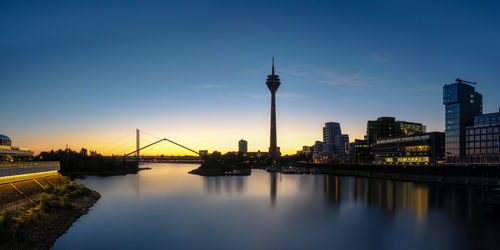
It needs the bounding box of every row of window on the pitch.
[467,148,500,155]
[466,127,500,135]
[446,113,460,119]
[466,134,500,142]
[375,152,429,157]
[467,141,500,148]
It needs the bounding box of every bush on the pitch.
[39,193,71,213]
[0,209,17,241]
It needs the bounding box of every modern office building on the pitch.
[349,139,372,164]
[0,134,34,162]
[366,117,425,144]
[465,109,500,163]
[373,132,445,165]
[238,139,248,154]
[333,134,350,157]
[443,79,483,162]
[366,117,396,144]
[266,57,281,161]
[323,122,341,153]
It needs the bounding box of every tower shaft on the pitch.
[266,57,281,162]
[270,91,277,160]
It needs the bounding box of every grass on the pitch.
[0,180,91,242]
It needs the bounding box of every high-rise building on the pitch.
[323,122,341,153]
[465,108,500,163]
[266,57,281,161]
[443,79,483,161]
[238,139,248,154]
[366,117,396,144]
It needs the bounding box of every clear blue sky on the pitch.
[1,0,499,155]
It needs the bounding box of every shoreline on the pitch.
[0,176,101,250]
[9,190,101,250]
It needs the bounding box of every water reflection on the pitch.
[52,164,500,250]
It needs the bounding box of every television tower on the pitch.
[266,57,281,162]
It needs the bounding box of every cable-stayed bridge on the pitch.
[98,129,203,163]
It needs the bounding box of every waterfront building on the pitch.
[266,57,281,161]
[465,109,500,163]
[323,122,341,154]
[238,139,248,154]
[313,141,323,163]
[0,134,34,162]
[373,132,445,165]
[0,134,60,183]
[366,117,396,144]
[297,146,313,156]
[349,139,372,164]
[333,134,350,157]
[322,122,350,162]
[366,117,425,144]
[443,79,483,162]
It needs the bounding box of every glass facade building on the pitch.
[323,122,341,153]
[443,81,482,162]
[465,110,500,163]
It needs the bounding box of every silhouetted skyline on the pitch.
[1,1,500,155]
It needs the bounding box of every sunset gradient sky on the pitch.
[2,1,500,155]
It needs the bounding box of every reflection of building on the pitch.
[0,134,34,162]
[443,79,483,162]
[373,132,445,165]
[238,139,248,154]
[465,109,500,163]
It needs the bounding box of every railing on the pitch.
[0,161,60,168]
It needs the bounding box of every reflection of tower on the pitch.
[270,172,277,208]
[266,57,281,161]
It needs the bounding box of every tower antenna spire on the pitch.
[272,57,275,75]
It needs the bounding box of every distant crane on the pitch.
[456,78,478,85]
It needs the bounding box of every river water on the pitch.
[52,163,500,250]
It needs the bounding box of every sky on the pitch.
[1,0,500,156]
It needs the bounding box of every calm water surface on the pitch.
[52,163,500,250]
